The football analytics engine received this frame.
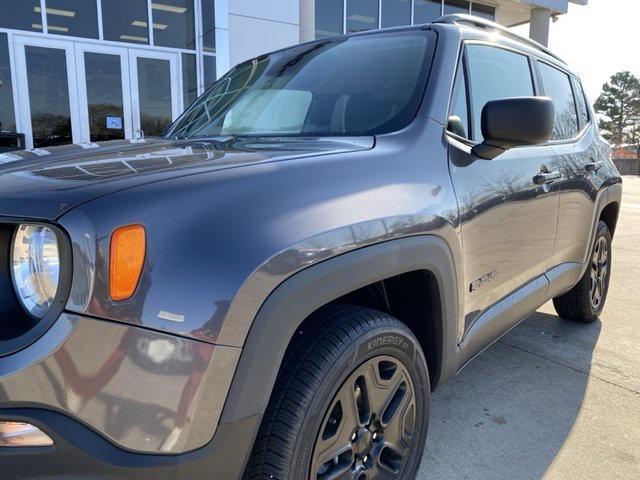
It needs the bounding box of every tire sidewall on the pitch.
[289,323,430,480]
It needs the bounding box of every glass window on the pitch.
[169,31,435,139]
[102,0,150,44]
[444,0,469,15]
[137,57,173,137]
[381,0,411,28]
[0,33,16,133]
[44,0,99,38]
[202,0,216,53]
[25,46,72,147]
[471,2,496,21]
[572,77,590,127]
[182,53,198,109]
[346,0,379,33]
[203,55,217,89]
[84,53,125,142]
[152,0,196,50]
[467,45,534,141]
[448,60,469,139]
[414,0,441,24]
[0,0,42,32]
[316,0,343,38]
[538,62,579,140]
[221,90,313,134]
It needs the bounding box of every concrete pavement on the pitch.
[419,176,640,479]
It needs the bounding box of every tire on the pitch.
[553,221,612,323]
[244,305,430,480]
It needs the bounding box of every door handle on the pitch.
[533,171,561,185]
[585,161,603,173]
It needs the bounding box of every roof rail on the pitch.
[432,14,566,64]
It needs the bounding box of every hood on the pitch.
[0,136,373,220]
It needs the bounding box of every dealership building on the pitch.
[0,0,586,150]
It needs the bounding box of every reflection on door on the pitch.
[84,52,126,142]
[137,57,173,137]
[25,46,72,148]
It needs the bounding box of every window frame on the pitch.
[446,39,591,150]
[445,45,472,144]
[457,41,538,144]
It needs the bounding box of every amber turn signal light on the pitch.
[109,225,146,301]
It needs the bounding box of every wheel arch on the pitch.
[602,182,622,237]
[599,200,620,238]
[219,235,460,427]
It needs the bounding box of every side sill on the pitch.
[458,274,549,368]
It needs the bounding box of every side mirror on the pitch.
[472,97,554,160]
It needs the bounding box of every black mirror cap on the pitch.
[472,96,554,159]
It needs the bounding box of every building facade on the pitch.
[0,0,585,150]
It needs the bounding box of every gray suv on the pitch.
[0,14,621,480]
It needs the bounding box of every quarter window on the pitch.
[538,62,579,140]
[448,59,469,139]
[466,45,534,141]
[572,77,590,128]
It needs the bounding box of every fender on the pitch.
[547,181,622,299]
[583,183,622,273]
[219,235,460,425]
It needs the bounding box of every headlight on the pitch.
[11,224,60,318]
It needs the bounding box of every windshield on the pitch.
[168,29,435,139]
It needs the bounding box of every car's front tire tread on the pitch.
[244,305,421,479]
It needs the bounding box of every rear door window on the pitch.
[466,45,535,142]
[538,62,579,140]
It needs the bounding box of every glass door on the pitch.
[129,50,180,138]
[12,36,81,149]
[75,44,132,143]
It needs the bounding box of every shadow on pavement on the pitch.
[419,311,601,479]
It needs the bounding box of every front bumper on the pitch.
[0,409,260,479]
[0,313,249,475]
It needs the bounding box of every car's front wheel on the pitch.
[244,306,430,480]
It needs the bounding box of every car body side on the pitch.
[0,22,621,479]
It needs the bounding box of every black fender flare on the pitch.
[219,234,460,425]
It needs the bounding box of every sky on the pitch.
[511,0,640,102]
